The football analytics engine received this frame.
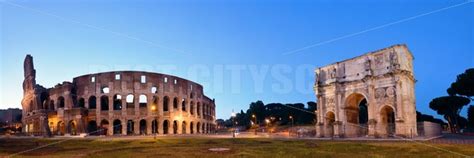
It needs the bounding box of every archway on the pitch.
[89,96,97,109]
[140,119,147,135]
[163,120,169,134]
[68,120,77,135]
[101,95,109,111]
[182,121,187,134]
[87,120,98,135]
[197,122,201,133]
[151,119,158,134]
[78,98,85,108]
[113,119,122,135]
[173,120,178,134]
[99,119,109,135]
[127,120,134,135]
[344,93,368,137]
[57,121,65,135]
[190,122,194,134]
[113,94,122,110]
[380,106,395,137]
[325,112,335,137]
[163,96,169,112]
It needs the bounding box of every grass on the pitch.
[0,137,473,158]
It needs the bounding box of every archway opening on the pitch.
[57,121,65,135]
[113,119,122,135]
[163,120,169,134]
[190,122,194,134]
[89,96,97,109]
[380,106,396,137]
[182,121,187,134]
[163,96,169,112]
[68,120,77,135]
[325,112,335,137]
[127,120,134,135]
[151,120,158,134]
[78,98,85,108]
[140,119,147,135]
[344,93,368,137]
[99,119,109,135]
[173,121,178,134]
[101,95,109,111]
[113,95,122,110]
[87,121,98,135]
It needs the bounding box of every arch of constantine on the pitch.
[314,44,417,138]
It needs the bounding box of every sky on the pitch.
[1,0,473,119]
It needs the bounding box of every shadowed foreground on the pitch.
[1,137,473,158]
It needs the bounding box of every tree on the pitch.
[468,105,474,128]
[447,68,474,100]
[429,96,470,133]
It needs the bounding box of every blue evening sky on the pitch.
[1,0,473,119]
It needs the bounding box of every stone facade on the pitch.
[314,44,417,138]
[21,55,216,136]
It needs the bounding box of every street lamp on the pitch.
[289,115,294,127]
[231,111,236,138]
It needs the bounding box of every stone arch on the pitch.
[89,96,97,109]
[139,119,147,135]
[78,98,85,108]
[139,94,147,108]
[57,121,65,135]
[379,105,396,137]
[126,94,134,109]
[325,111,335,137]
[58,96,65,108]
[100,95,109,111]
[113,119,122,135]
[197,102,201,116]
[87,120,98,135]
[181,99,186,111]
[113,94,122,110]
[190,122,194,134]
[163,96,169,112]
[99,119,109,135]
[173,97,178,109]
[67,120,77,135]
[126,120,134,135]
[182,121,187,134]
[151,119,158,134]
[173,120,178,134]
[197,122,201,133]
[163,120,169,134]
[190,101,194,115]
[343,92,369,137]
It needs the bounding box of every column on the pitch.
[122,121,127,135]
[134,120,139,135]
[146,119,152,135]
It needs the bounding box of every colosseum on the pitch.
[21,55,216,136]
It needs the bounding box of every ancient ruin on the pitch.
[21,55,216,136]
[314,44,417,138]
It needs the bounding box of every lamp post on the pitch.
[252,114,257,135]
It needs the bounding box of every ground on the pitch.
[1,136,474,158]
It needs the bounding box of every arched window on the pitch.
[139,95,147,108]
[78,98,85,108]
[89,96,96,109]
[163,96,169,112]
[197,102,201,116]
[126,94,134,108]
[173,97,178,109]
[113,95,122,110]
[151,86,157,93]
[190,101,194,115]
[101,95,109,111]
[58,96,65,108]
[181,99,186,111]
[101,87,110,94]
